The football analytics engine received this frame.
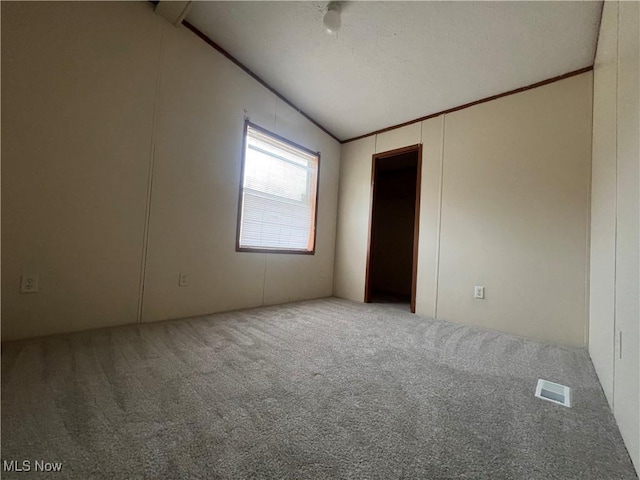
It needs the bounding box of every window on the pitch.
[236,122,320,254]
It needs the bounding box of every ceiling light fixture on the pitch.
[323,2,341,34]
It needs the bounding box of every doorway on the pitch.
[365,144,422,313]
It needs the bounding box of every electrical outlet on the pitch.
[474,286,485,299]
[20,275,39,294]
[320,270,326,279]
[178,273,188,287]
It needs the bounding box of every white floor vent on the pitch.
[535,379,571,407]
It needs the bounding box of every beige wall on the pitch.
[590,0,639,472]
[141,16,339,322]
[334,72,593,347]
[2,2,160,339]
[1,2,340,340]
[333,123,423,302]
[415,116,445,317]
[589,0,618,406]
[437,73,592,346]
[333,136,375,303]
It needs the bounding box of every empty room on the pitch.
[2,1,639,478]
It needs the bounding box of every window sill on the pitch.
[236,246,315,255]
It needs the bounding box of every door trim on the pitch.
[364,144,423,313]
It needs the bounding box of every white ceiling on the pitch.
[185,1,602,141]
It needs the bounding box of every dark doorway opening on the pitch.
[365,144,422,313]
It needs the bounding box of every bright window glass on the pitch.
[238,124,319,253]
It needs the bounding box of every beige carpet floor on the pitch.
[2,297,637,479]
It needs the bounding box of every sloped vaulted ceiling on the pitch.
[185,1,602,141]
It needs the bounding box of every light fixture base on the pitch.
[323,2,342,34]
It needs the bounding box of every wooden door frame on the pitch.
[364,144,423,313]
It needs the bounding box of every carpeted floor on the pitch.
[2,297,637,479]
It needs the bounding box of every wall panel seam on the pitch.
[137,21,165,324]
[585,73,594,347]
[261,254,267,305]
[434,115,446,319]
[611,0,620,409]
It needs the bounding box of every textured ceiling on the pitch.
[185,1,602,141]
